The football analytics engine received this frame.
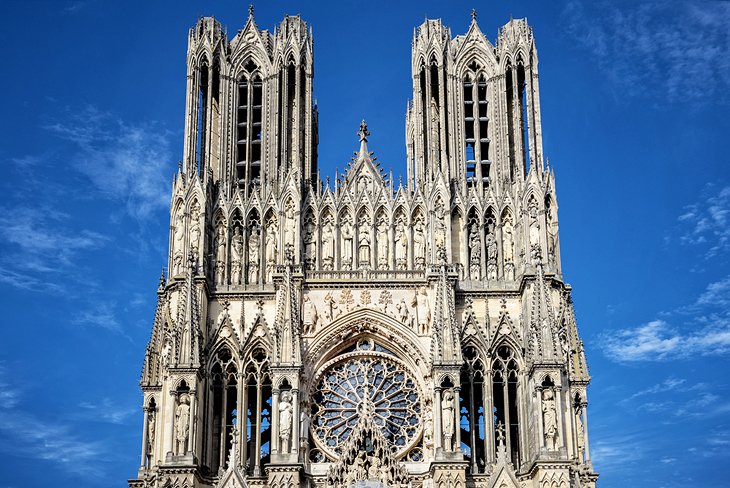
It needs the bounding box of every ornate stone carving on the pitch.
[412,287,430,334]
[376,217,389,270]
[396,298,411,326]
[175,393,191,455]
[302,295,318,334]
[486,229,498,281]
[323,291,339,323]
[341,217,354,270]
[247,226,259,283]
[394,220,408,270]
[215,224,226,285]
[265,218,278,281]
[542,388,558,450]
[502,215,515,280]
[303,220,316,270]
[469,222,481,280]
[441,388,455,451]
[321,218,335,270]
[413,218,426,270]
[172,207,185,275]
[279,391,293,453]
[358,216,371,269]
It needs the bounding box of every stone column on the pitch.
[165,391,177,459]
[292,389,300,455]
[434,388,443,451]
[536,386,545,450]
[555,386,565,449]
[271,389,280,455]
[238,376,247,469]
[188,390,197,454]
[582,403,591,462]
[140,407,149,468]
[452,387,461,453]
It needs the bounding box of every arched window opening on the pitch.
[236,60,263,192]
[419,64,428,169]
[209,347,238,473]
[286,62,296,165]
[492,345,520,467]
[517,62,530,174]
[460,346,487,473]
[243,347,271,475]
[463,63,490,189]
[505,64,516,180]
[196,64,209,176]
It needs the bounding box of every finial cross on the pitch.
[357,119,370,142]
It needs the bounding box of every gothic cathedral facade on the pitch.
[129,10,598,488]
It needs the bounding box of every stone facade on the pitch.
[128,9,598,488]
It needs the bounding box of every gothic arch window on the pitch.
[196,60,209,176]
[516,57,530,174]
[208,346,238,473]
[492,345,521,466]
[236,60,263,192]
[310,338,422,462]
[462,62,490,189]
[460,345,487,473]
[243,347,271,474]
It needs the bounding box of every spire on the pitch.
[528,258,559,363]
[248,4,254,18]
[357,119,370,159]
[471,8,477,23]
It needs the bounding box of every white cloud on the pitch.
[73,301,134,339]
[47,106,174,221]
[0,365,108,478]
[562,1,730,103]
[677,185,730,258]
[77,397,137,425]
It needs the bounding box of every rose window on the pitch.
[311,342,421,460]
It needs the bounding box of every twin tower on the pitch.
[129,9,598,488]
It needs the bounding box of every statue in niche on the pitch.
[358,217,371,269]
[434,203,447,252]
[247,227,259,283]
[303,221,316,270]
[278,391,293,453]
[265,219,278,281]
[575,405,585,457]
[411,287,431,334]
[377,218,389,270]
[413,219,426,269]
[423,400,434,453]
[214,225,226,285]
[300,409,310,453]
[396,298,410,325]
[147,410,156,456]
[502,217,515,280]
[358,174,372,194]
[486,228,498,280]
[430,98,441,164]
[322,291,339,323]
[230,227,243,285]
[302,295,318,334]
[172,208,185,275]
[189,203,201,255]
[341,218,354,270]
[468,223,481,280]
[284,202,296,249]
[321,219,335,270]
[394,220,408,270]
[542,389,558,450]
[528,202,541,261]
[441,389,455,451]
[174,394,191,455]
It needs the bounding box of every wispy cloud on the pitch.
[0,205,108,293]
[676,184,730,259]
[602,276,730,361]
[77,397,137,425]
[47,106,174,221]
[73,301,133,339]
[562,1,730,103]
[0,364,108,478]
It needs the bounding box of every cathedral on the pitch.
[129,8,598,488]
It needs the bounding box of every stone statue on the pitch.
[358,218,371,268]
[411,287,431,334]
[529,202,540,261]
[189,203,201,255]
[302,295,318,334]
[300,409,310,452]
[396,298,410,325]
[542,389,558,450]
[377,218,389,270]
[469,223,481,280]
[442,389,455,451]
[279,391,293,453]
[434,201,447,251]
[486,232,498,281]
[321,219,335,270]
[395,221,408,270]
[284,202,296,249]
[413,219,426,269]
[247,227,259,283]
[175,394,191,455]
[423,402,434,452]
[341,218,354,270]
[265,219,278,281]
[303,221,316,270]
[173,208,185,275]
[147,410,156,455]
[575,406,585,458]
[323,291,339,323]
[230,226,244,285]
[214,225,226,285]
[502,217,515,280]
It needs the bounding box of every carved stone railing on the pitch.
[303,269,426,281]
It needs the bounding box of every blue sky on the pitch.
[0,0,728,486]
